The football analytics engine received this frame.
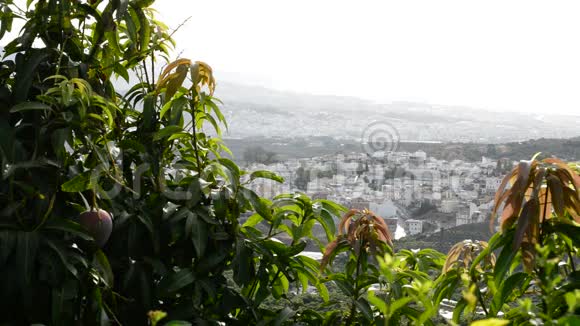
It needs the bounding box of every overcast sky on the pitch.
[152,0,580,116]
[2,1,579,116]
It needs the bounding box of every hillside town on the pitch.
[244,150,513,238]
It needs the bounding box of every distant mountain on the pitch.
[214,81,580,143]
[225,134,580,164]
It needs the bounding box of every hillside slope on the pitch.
[394,222,494,254]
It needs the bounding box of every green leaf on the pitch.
[274,307,295,326]
[142,94,157,130]
[136,214,155,241]
[189,213,207,258]
[44,218,93,241]
[316,282,329,302]
[316,208,336,242]
[470,231,509,276]
[217,158,241,186]
[490,272,529,316]
[119,139,146,153]
[287,240,307,257]
[16,231,39,285]
[399,306,434,326]
[452,298,468,324]
[10,101,53,113]
[163,322,192,326]
[205,97,228,128]
[61,172,92,192]
[390,296,413,315]
[333,278,355,296]
[261,239,289,256]
[250,170,284,183]
[3,159,60,178]
[545,220,580,248]
[51,287,65,326]
[234,240,254,286]
[94,249,114,287]
[0,231,16,266]
[131,4,150,52]
[13,49,51,102]
[494,236,517,288]
[292,219,315,241]
[0,119,13,163]
[318,199,347,216]
[354,297,373,321]
[105,29,123,57]
[212,189,227,220]
[169,97,187,126]
[470,319,510,326]
[51,127,72,160]
[89,111,108,126]
[114,62,129,82]
[160,95,185,120]
[558,315,580,325]
[157,268,195,296]
[115,0,130,20]
[242,213,263,228]
[154,125,183,141]
[0,6,13,41]
[167,132,189,141]
[367,291,387,314]
[272,272,290,299]
[295,255,320,273]
[148,310,167,326]
[184,210,195,237]
[241,188,272,221]
[433,270,459,306]
[44,238,78,278]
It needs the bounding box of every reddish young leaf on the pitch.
[563,187,580,223]
[338,209,357,236]
[538,187,552,222]
[547,174,565,218]
[513,198,539,251]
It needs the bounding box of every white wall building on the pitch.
[455,205,471,226]
[485,177,503,193]
[440,199,460,213]
[369,200,398,218]
[406,219,423,235]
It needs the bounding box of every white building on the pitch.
[369,200,398,218]
[414,150,427,161]
[406,219,423,235]
[440,199,460,213]
[455,205,471,226]
[485,177,503,193]
[382,185,402,201]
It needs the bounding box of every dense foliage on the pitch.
[1,1,580,325]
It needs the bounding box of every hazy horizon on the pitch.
[154,0,580,117]
[214,78,579,118]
